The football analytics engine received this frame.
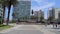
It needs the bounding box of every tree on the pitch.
[12,12,16,21]
[0,0,2,24]
[2,0,8,24]
[0,16,2,24]
[12,12,16,18]
[5,0,11,25]
[0,0,17,25]
[48,17,54,21]
[6,0,17,25]
[40,16,44,23]
[0,0,6,24]
[12,12,16,23]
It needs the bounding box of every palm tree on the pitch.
[0,0,6,24]
[12,12,16,20]
[40,16,44,23]
[6,0,11,25]
[2,0,7,24]
[6,0,17,25]
[0,16,2,24]
[0,0,17,25]
[0,0,2,24]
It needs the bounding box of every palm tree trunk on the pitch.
[7,5,11,25]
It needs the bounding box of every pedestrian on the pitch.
[53,20,58,28]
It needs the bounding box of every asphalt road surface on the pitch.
[0,25,43,34]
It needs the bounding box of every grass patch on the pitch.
[0,25,13,31]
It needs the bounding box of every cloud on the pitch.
[32,0,46,2]
[32,0,49,4]
[32,0,43,3]
[31,0,55,11]
[31,0,46,6]
[39,2,55,9]
[31,2,55,11]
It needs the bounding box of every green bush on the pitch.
[0,20,2,24]
[0,16,2,24]
[12,20,16,23]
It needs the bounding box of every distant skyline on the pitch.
[31,0,60,19]
[5,0,60,20]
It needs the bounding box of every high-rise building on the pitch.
[13,0,31,20]
[48,8,60,20]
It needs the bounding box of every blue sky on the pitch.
[5,0,60,20]
[5,5,13,20]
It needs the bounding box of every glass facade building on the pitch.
[13,0,31,20]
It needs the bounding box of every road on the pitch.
[0,25,58,34]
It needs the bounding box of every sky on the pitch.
[5,0,60,20]
[5,5,13,20]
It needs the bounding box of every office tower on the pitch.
[13,0,31,20]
